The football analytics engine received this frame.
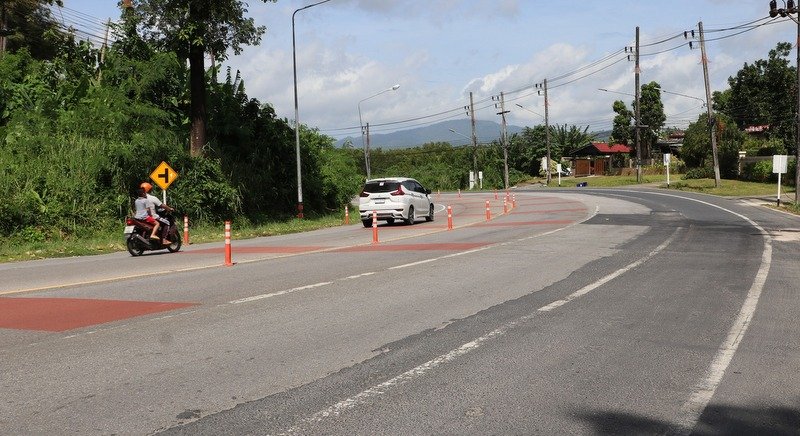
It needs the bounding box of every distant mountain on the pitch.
[335,119,610,149]
[335,119,523,149]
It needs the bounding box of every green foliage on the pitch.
[681,112,744,178]
[636,82,666,158]
[610,100,632,145]
[716,42,797,155]
[683,167,715,179]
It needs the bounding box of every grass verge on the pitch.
[0,211,353,264]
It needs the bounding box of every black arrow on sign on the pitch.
[158,168,170,184]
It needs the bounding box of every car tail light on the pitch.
[390,185,405,196]
[359,190,370,197]
[126,218,135,225]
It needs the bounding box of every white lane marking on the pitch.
[343,272,376,280]
[631,194,772,436]
[539,228,679,312]
[229,282,333,304]
[280,226,678,435]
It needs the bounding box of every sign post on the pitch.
[556,163,562,186]
[773,155,788,206]
[149,161,179,203]
[663,153,671,188]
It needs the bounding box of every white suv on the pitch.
[359,177,435,227]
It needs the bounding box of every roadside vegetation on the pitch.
[1,1,798,264]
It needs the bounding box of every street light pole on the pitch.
[292,0,331,218]
[358,84,400,179]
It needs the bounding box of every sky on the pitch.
[54,0,796,143]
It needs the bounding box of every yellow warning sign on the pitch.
[149,161,178,190]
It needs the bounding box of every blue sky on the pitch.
[56,1,793,140]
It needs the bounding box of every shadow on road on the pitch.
[575,402,800,435]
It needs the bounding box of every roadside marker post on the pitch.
[447,205,453,230]
[457,189,461,198]
[224,221,233,266]
[344,205,350,225]
[512,194,516,208]
[183,215,189,244]
[372,210,379,244]
[503,197,508,214]
[485,200,491,221]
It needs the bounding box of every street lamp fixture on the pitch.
[358,84,400,179]
[292,0,332,218]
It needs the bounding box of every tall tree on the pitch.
[635,81,666,158]
[610,100,632,145]
[133,0,274,156]
[1,0,65,58]
[715,42,796,152]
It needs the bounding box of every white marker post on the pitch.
[663,153,671,188]
[556,163,562,186]
[773,155,788,206]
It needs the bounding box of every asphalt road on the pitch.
[1,189,798,435]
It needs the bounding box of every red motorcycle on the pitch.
[124,208,182,256]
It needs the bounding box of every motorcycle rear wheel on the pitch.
[166,229,182,252]
[126,237,144,256]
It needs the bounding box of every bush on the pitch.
[684,167,715,179]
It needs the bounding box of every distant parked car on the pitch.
[359,177,434,227]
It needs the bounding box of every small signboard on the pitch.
[773,155,788,174]
[149,161,178,190]
[663,153,671,165]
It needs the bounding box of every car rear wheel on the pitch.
[425,203,434,222]
[405,205,415,225]
[362,218,372,228]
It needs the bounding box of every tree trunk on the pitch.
[189,42,206,157]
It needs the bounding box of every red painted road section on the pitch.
[334,242,488,252]
[0,298,197,332]
[476,220,576,227]
[187,246,328,254]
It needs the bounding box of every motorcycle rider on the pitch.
[134,187,162,241]
[140,182,174,243]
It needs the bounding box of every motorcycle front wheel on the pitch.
[126,236,144,256]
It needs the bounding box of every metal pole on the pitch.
[292,0,332,219]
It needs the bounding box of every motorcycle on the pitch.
[124,208,182,256]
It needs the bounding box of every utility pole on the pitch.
[698,21,721,188]
[543,79,552,185]
[494,92,510,190]
[634,26,642,183]
[98,19,111,80]
[469,92,478,186]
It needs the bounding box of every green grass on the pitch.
[667,178,796,197]
[526,174,684,188]
[0,210,354,264]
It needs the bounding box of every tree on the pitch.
[0,0,66,58]
[636,81,665,159]
[551,123,595,157]
[715,42,796,153]
[133,0,274,156]
[610,100,632,145]
[682,112,744,177]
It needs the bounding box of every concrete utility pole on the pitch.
[634,26,642,183]
[543,78,552,185]
[698,21,721,188]
[496,92,511,190]
[469,92,478,184]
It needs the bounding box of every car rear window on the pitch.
[363,181,400,193]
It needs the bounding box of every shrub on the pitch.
[684,167,715,179]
